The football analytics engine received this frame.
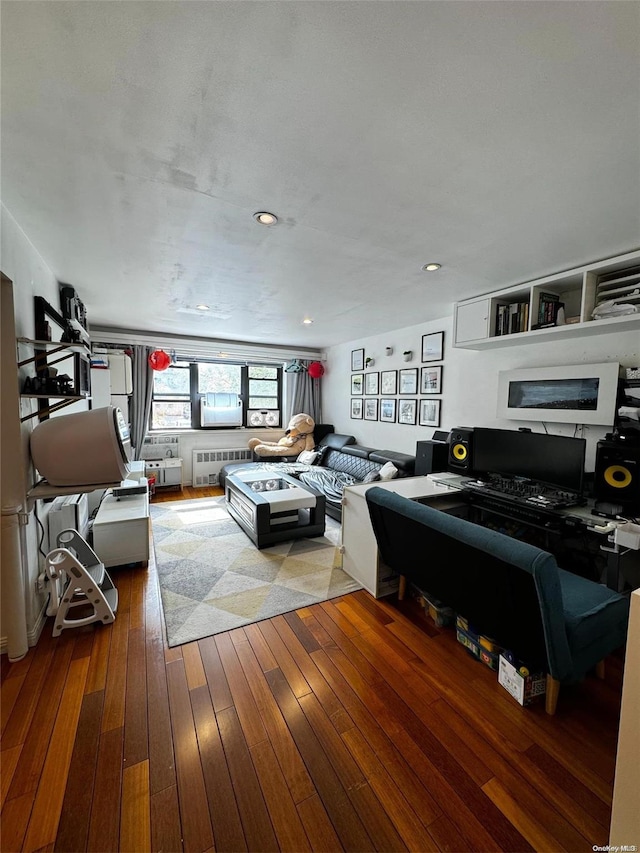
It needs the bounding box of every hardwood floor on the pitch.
[1,487,623,852]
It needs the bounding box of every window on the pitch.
[150,360,282,430]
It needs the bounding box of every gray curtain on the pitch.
[130,345,154,460]
[290,361,322,423]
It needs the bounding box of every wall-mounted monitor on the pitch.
[497,362,620,425]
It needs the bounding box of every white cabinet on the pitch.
[340,476,466,597]
[90,368,112,408]
[92,489,149,567]
[454,298,491,344]
[453,249,640,350]
[109,353,133,394]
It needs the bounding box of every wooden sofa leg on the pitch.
[545,675,560,715]
[595,660,605,680]
[398,576,407,601]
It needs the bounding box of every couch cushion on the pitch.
[323,449,382,481]
[369,450,416,475]
[378,462,399,480]
[342,444,376,459]
[320,433,357,450]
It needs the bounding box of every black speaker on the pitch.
[447,427,475,474]
[594,440,640,512]
[415,440,449,476]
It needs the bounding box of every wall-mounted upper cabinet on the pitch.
[453,250,640,349]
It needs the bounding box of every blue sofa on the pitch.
[365,487,630,714]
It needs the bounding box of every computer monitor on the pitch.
[473,428,586,493]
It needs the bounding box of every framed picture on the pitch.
[379,398,397,423]
[351,373,364,395]
[364,398,378,421]
[351,348,365,371]
[364,371,379,395]
[422,331,444,362]
[398,399,417,425]
[419,398,441,427]
[399,368,418,394]
[351,398,363,419]
[380,370,397,395]
[420,365,442,394]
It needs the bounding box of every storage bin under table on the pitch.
[224,470,326,549]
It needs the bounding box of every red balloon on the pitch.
[308,361,325,378]
[149,349,171,371]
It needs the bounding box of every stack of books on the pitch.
[532,292,564,329]
[495,301,529,336]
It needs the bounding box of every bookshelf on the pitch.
[453,250,640,349]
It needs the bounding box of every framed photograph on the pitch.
[351,373,364,395]
[380,370,397,395]
[364,371,379,395]
[379,398,397,423]
[420,365,442,394]
[364,398,378,421]
[399,368,418,395]
[351,398,363,419]
[351,348,365,371]
[419,398,441,427]
[398,399,417,425]
[422,331,444,362]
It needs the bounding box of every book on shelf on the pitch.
[495,301,529,336]
[538,291,559,325]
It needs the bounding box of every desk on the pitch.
[341,476,466,597]
[341,473,640,597]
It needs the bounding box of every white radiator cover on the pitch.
[192,448,252,486]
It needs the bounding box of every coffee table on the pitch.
[224,470,326,549]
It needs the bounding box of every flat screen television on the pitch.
[496,362,620,425]
[30,406,132,486]
[473,428,586,494]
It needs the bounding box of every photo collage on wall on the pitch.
[350,333,444,426]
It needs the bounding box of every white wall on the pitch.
[1,204,70,641]
[323,315,640,471]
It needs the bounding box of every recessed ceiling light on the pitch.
[253,211,278,225]
[196,304,210,311]
[302,318,313,325]
[422,263,442,272]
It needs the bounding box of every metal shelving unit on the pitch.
[18,338,91,422]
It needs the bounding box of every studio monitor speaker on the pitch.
[447,427,475,474]
[415,440,449,476]
[594,440,640,512]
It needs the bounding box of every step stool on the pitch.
[44,528,118,637]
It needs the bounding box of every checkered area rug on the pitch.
[149,497,361,647]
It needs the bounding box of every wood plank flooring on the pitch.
[1,486,624,852]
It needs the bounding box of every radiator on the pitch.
[192,448,253,486]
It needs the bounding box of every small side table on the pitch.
[92,489,150,568]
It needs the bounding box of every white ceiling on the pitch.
[2,1,639,349]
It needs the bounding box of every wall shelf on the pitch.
[18,336,91,422]
[453,249,640,349]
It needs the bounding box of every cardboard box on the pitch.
[498,655,546,705]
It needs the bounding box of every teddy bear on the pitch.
[248,413,316,458]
